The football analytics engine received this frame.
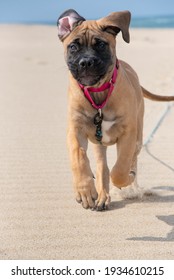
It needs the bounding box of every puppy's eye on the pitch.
[95,40,107,50]
[69,43,78,51]
[98,41,106,49]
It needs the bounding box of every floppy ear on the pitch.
[57,9,86,41]
[97,11,131,43]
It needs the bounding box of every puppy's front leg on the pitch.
[111,128,137,188]
[93,145,110,210]
[67,127,98,209]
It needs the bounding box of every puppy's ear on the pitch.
[98,11,131,43]
[57,9,85,41]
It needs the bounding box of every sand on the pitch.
[0,25,174,260]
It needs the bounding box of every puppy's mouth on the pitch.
[77,74,104,86]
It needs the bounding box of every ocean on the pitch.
[131,15,174,28]
[1,15,174,28]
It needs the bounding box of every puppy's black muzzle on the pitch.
[67,42,112,86]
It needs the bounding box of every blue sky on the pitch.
[0,0,174,23]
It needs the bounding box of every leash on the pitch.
[143,103,173,146]
[79,62,119,142]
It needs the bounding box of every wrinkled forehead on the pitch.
[63,20,114,46]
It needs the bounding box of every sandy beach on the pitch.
[0,25,174,259]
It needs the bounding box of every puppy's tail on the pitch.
[141,86,174,102]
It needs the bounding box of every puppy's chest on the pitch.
[101,119,117,145]
[85,112,124,146]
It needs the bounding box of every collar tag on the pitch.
[94,109,103,142]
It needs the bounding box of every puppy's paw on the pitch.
[75,182,98,209]
[95,191,111,211]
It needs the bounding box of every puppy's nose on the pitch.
[79,57,94,69]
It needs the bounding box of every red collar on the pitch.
[79,64,118,110]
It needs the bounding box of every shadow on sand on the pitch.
[109,186,174,242]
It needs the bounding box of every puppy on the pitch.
[57,9,174,210]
